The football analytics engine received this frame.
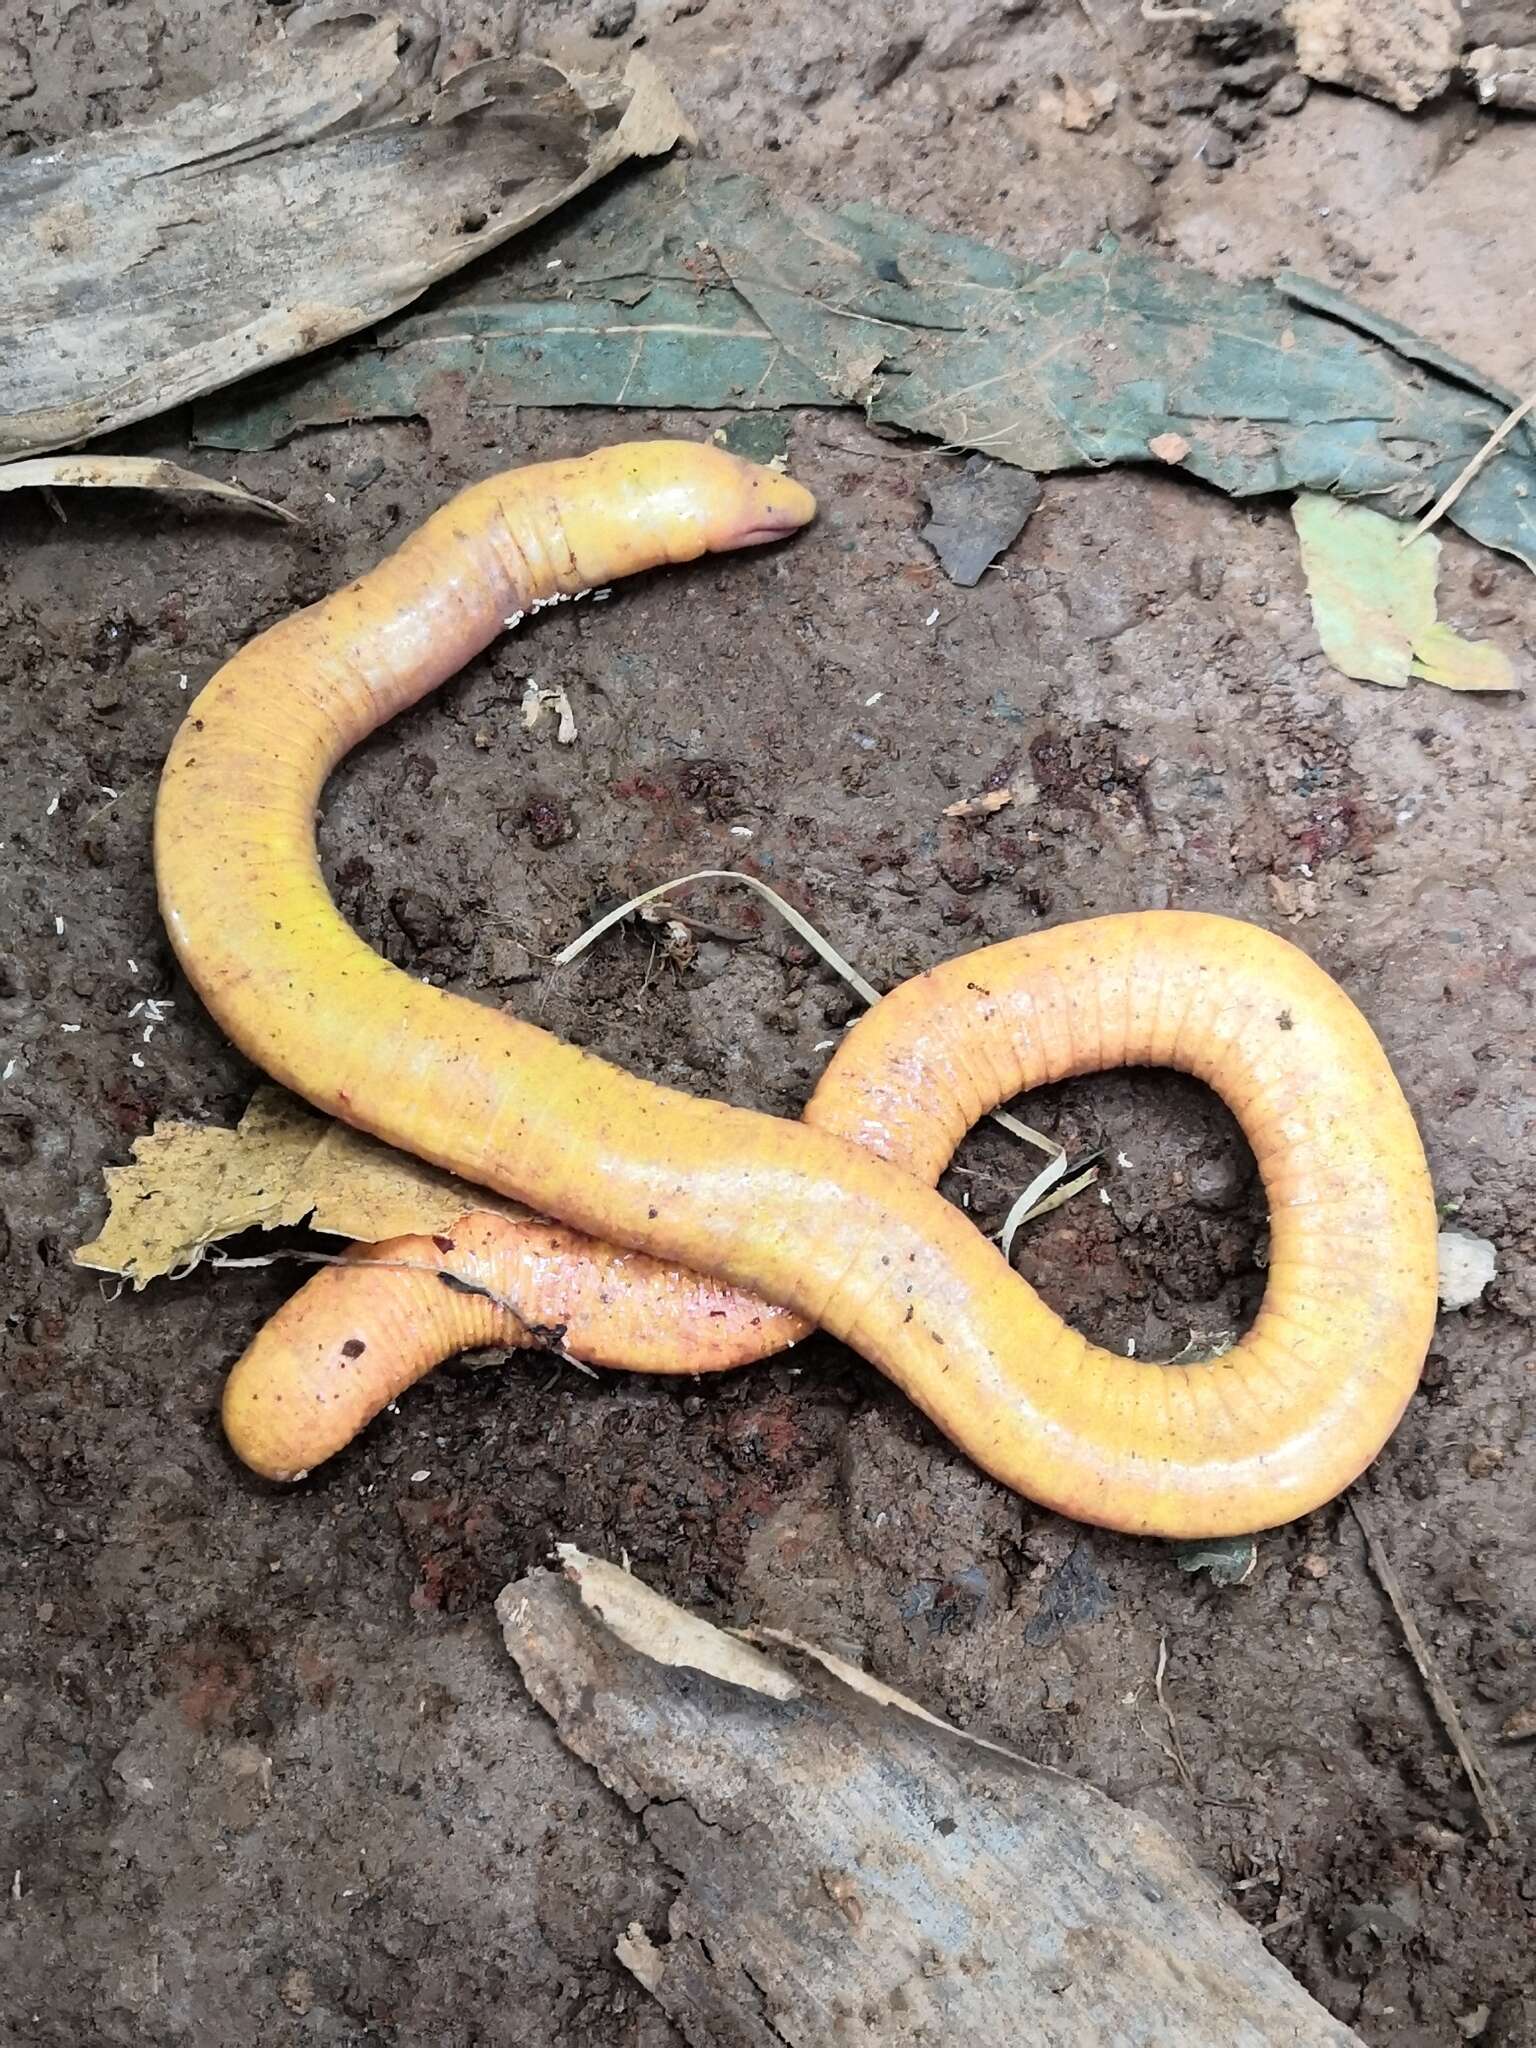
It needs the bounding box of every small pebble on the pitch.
[1191,554,1225,601]
[1187,1151,1247,1212]
[487,936,537,985]
[589,0,635,32]
[279,1968,315,2017]
[1169,79,1221,114]
[1266,73,1310,117]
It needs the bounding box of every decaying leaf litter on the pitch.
[73,1085,529,1287]
[194,156,1536,580]
[0,18,689,461]
[1292,495,1518,692]
[0,457,298,524]
[6,8,1529,679]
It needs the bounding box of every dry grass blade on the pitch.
[1403,387,1536,545]
[556,866,882,1003]
[0,456,299,524]
[998,1153,1072,1261]
[1349,1496,1510,1839]
[1154,1635,1199,1796]
[1007,1161,1101,1230]
[558,870,1077,1187]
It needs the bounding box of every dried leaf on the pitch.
[74,1086,523,1286]
[1410,621,1521,695]
[521,680,580,742]
[1173,1535,1259,1585]
[197,160,1536,576]
[1292,494,1518,692]
[1,25,689,461]
[716,413,794,465]
[0,456,297,523]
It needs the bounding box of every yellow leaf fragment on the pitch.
[1409,622,1520,694]
[1292,494,1518,694]
[74,1086,523,1286]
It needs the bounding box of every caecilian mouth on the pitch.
[734,518,806,545]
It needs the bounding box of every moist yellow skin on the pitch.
[156,441,1439,1536]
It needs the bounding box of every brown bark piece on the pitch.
[498,1550,1363,2048]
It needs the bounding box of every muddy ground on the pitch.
[3,1,1534,2043]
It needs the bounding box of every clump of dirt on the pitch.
[2,2,1532,2043]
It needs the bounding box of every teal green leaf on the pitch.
[196,162,1536,574]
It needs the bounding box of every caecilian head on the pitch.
[560,440,816,585]
[703,447,819,549]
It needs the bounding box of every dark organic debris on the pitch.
[1024,1538,1114,1646]
[1173,1533,1259,1585]
[922,455,1044,586]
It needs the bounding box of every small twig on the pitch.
[1349,1496,1510,1840]
[1403,386,1536,546]
[1141,1,1212,19]
[1154,1634,1199,1797]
